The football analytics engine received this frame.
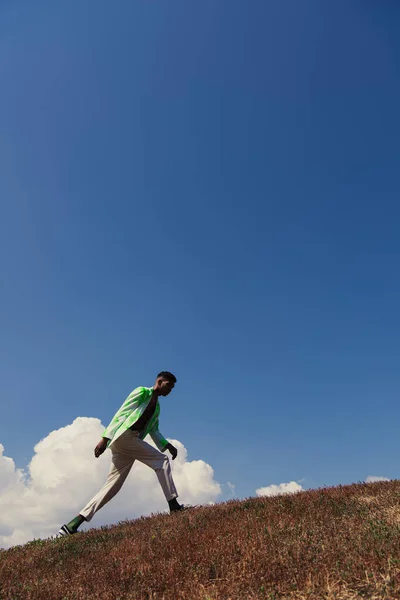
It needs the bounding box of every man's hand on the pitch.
[165,443,178,460]
[94,438,108,458]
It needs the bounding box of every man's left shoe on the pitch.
[57,524,78,537]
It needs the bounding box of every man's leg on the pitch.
[126,431,180,506]
[79,439,135,522]
[58,433,135,535]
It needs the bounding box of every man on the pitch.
[58,371,187,536]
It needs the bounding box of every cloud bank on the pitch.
[0,417,221,549]
[256,481,304,497]
[365,475,390,483]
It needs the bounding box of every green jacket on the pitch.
[102,386,168,451]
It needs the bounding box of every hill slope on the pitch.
[1,481,400,599]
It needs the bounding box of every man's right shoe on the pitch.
[170,504,196,513]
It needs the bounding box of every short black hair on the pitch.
[157,371,177,383]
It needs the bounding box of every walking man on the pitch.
[58,371,186,536]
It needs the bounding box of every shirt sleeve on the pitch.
[148,418,169,452]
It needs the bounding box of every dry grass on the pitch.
[1,481,400,599]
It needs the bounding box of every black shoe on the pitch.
[170,504,196,513]
[57,524,78,537]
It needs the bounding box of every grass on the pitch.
[1,481,400,599]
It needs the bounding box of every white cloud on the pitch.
[0,417,222,549]
[256,481,304,497]
[227,481,236,496]
[365,475,390,483]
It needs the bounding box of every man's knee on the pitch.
[155,454,170,472]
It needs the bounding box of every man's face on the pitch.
[159,378,175,396]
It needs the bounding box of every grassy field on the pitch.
[1,480,400,599]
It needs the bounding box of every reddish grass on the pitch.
[1,481,400,599]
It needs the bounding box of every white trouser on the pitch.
[80,429,178,522]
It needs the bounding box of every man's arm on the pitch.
[164,442,178,460]
[148,419,178,459]
[94,437,110,458]
[94,387,146,458]
[101,387,145,443]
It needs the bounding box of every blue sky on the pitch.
[1,0,400,503]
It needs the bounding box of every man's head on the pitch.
[154,371,177,396]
